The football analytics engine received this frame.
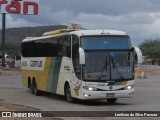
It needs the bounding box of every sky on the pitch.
[1,0,160,45]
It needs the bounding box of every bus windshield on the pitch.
[81,36,134,81]
[81,36,131,50]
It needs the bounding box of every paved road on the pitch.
[0,74,160,119]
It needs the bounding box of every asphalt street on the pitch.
[0,74,160,119]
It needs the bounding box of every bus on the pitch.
[21,28,137,103]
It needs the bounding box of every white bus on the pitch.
[21,29,136,103]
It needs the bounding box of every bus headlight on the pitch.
[83,86,97,91]
[125,85,134,90]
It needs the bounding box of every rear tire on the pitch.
[30,82,34,94]
[107,98,117,103]
[65,84,74,103]
[33,81,40,96]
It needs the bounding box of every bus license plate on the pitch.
[106,93,115,97]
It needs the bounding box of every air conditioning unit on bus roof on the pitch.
[42,29,68,36]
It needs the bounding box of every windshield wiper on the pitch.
[111,56,124,79]
[98,57,108,80]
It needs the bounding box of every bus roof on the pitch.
[70,29,127,37]
[22,29,128,42]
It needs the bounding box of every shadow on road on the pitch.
[28,90,129,106]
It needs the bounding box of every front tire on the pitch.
[107,98,117,103]
[65,84,74,103]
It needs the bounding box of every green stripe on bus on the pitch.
[108,82,120,86]
[107,81,128,86]
[46,57,62,93]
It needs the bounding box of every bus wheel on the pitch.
[107,98,117,103]
[33,81,40,96]
[30,82,34,94]
[65,84,74,103]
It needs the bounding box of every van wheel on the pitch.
[65,84,74,103]
[107,98,117,103]
[33,81,40,96]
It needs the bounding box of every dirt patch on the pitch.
[0,103,40,111]
[142,66,160,75]
[0,100,63,120]
[135,65,160,79]
[0,99,40,111]
[144,69,160,75]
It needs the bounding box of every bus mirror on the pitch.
[134,47,143,64]
[131,47,134,52]
[79,47,85,65]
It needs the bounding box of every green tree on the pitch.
[139,39,160,65]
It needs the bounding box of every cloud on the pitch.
[40,0,160,15]
[1,0,160,45]
[1,14,40,28]
[69,12,155,45]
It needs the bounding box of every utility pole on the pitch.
[2,13,6,67]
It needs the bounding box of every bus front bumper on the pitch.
[81,89,134,100]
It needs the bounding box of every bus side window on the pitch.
[62,36,71,58]
[72,35,81,79]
